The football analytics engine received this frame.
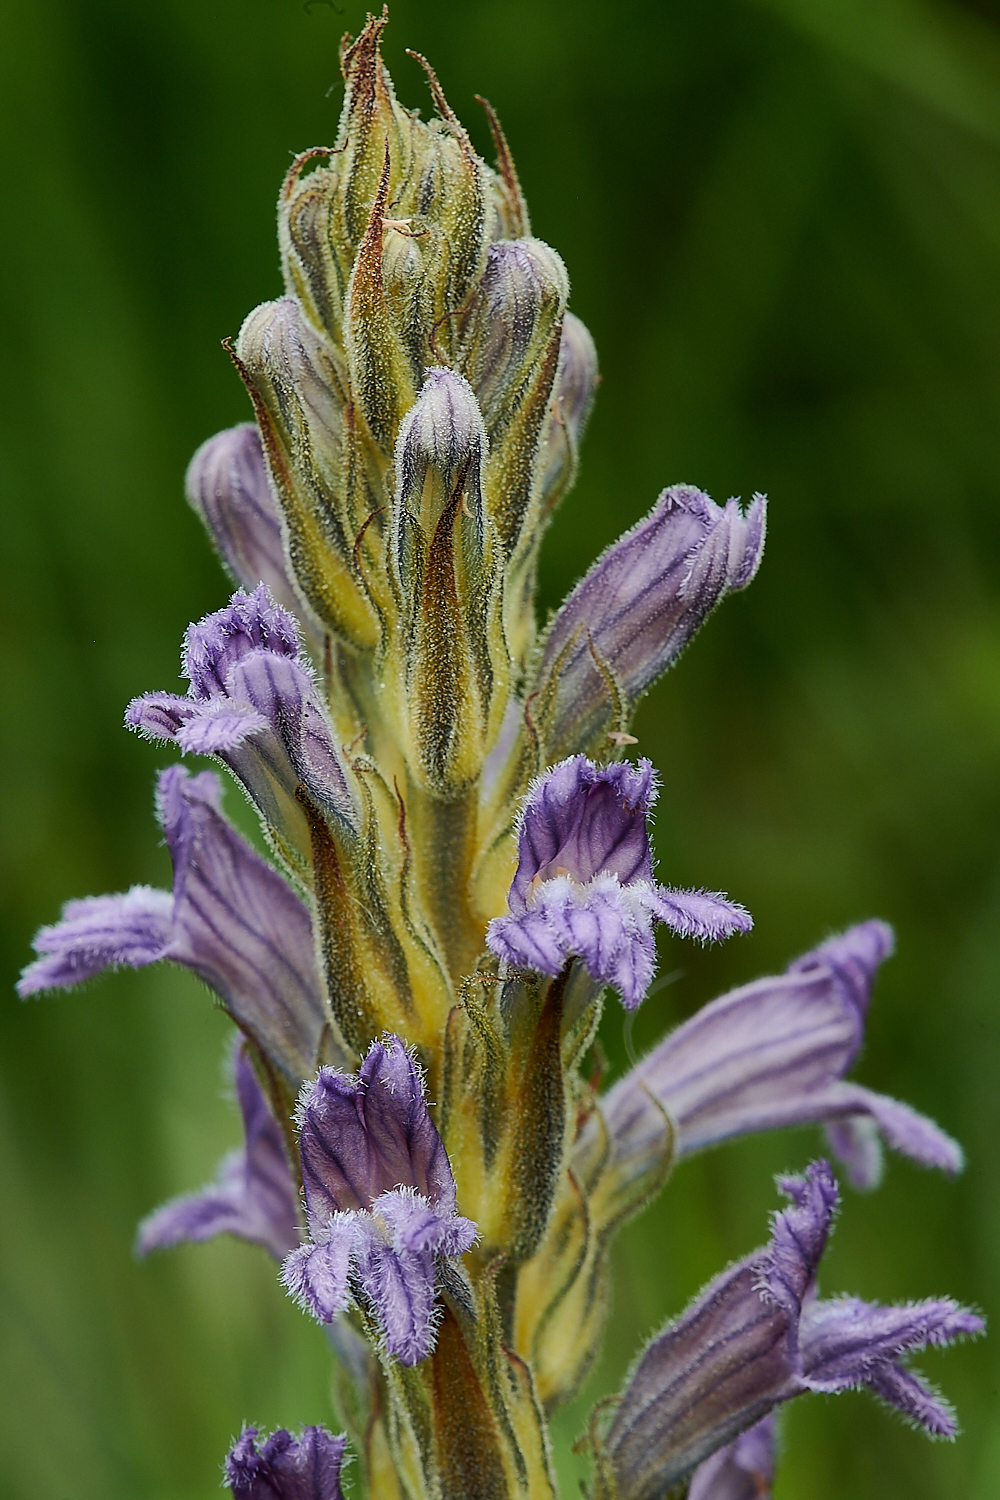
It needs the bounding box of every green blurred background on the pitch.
[3,0,1000,1494]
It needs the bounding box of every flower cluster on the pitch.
[20,11,980,1499]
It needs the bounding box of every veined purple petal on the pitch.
[186,424,315,635]
[509,757,656,909]
[138,1043,300,1261]
[183,584,300,698]
[226,1424,347,1499]
[639,886,753,944]
[535,485,766,758]
[18,887,173,995]
[355,1238,439,1366]
[20,766,331,1088]
[372,1187,477,1258]
[687,1414,776,1500]
[591,921,960,1183]
[298,1038,456,1225]
[282,1216,362,1323]
[604,1163,980,1499]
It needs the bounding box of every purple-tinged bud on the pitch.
[462,237,569,435]
[487,757,750,1008]
[585,919,962,1185]
[394,368,487,531]
[185,423,309,629]
[226,1424,347,1499]
[282,1037,477,1366]
[533,484,766,760]
[539,310,599,509]
[389,370,509,795]
[235,297,380,650]
[137,1041,300,1262]
[600,1163,982,1500]
[687,1415,776,1500]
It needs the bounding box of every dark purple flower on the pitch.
[603,1163,982,1500]
[534,484,766,759]
[19,765,332,1088]
[186,424,313,633]
[282,1036,477,1366]
[138,1041,300,1261]
[590,921,961,1186]
[126,586,355,871]
[226,1424,347,1499]
[687,1414,775,1500]
[486,757,750,1007]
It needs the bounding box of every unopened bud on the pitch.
[395,368,487,528]
[539,310,599,509]
[464,237,569,434]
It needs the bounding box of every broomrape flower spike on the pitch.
[19,9,980,1498]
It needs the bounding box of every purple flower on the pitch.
[486,757,751,1007]
[603,1162,983,1500]
[186,423,312,632]
[19,765,332,1088]
[126,586,355,872]
[590,921,962,1186]
[687,1415,775,1500]
[534,485,766,759]
[226,1425,347,1499]
[138,1041,300,1261]
[282,1037,477,1366]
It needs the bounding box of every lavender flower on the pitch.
[226,1425,347,1499]
[126,585,355,874]
[602,1163,983,1500]
[18,765,332,1087]
[687,1415,775,1500]
[586,920,961,1189]
[487,756,751,1007]
[532,484,766,759]
[282,1037,477,1366]
[138,1041,300,1261]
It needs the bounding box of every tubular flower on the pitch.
[583,920,962,1191]
[597,1164,983,1500]
[487,756,751,1007]
[138,1041,300,1262]
[20,12,980,1498]
[282,1037,477,1366]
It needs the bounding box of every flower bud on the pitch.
[185,423,313,634]
[532,484,767,760]
[387,370,508,795]
[235,297,380,650]
[538,310,599,510]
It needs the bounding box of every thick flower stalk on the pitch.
[20,11,980,1499]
